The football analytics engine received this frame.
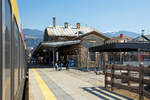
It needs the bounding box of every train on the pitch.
[0,0,27,100]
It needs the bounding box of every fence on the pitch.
[104,64,150,100]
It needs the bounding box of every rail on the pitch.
[104,64,150,100]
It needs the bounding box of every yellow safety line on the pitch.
[32,68,57,100]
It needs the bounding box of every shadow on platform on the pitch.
[82,87,133,100]
[71,67,101,72]
[28,64,53,69]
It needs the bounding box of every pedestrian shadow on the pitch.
[82,87,133,100]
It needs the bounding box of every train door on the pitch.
[0,0,2,100]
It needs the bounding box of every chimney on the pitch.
[53,17,56,27]
[64,22,68,28]
[76,23,80,29]
[120,34,123,38]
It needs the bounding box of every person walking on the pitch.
[58,59,62,71]
[55,61,58,71]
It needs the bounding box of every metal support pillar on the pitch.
[48,50,51,65]
[102,53,105,72]
[86,50,89,71]
[56,51,59,62]
[122,52,125,64]
[98,52,101,71]
[138,48,141,65]
[52,48,55,68]
[48,48,52,66]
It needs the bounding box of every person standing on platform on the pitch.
[65,59,69,70]
[55,61,58,71]
[58,59,62,71]
[67,59,72,70]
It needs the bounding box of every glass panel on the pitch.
[3,0,11,100]
[13,19,19,98]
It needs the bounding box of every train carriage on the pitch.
[0,0,27,100]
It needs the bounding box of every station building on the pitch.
[32,17,110,69]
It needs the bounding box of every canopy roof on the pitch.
[89,43,150,52]
[132,35,150,42]
[41,40,80,48]
[32,40,81,56]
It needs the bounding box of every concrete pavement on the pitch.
[29,65,133,100]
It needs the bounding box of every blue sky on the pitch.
[18,0,150,34]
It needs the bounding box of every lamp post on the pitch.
[141,29,145,42]
[141,29,145,35]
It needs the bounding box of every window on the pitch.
[89,52,96,61]
[3,1,12,100]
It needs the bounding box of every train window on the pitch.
[13,18,19,98]
[3,0,12,100]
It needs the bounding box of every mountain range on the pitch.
[23,28,140,50]
[23,28,44,36]
[103,31,140,38]
[23,29,44,51]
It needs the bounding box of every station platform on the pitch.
[29,65,133,100]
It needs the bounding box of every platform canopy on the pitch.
[89,43,150,52]
[41,40,80,48]
[32,40,81,57]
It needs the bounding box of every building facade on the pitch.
[33,17,110,70]
[106,34,132,43]
[106,34,132,64]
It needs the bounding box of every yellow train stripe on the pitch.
[10,0,19,24]
[32,68,57,100]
